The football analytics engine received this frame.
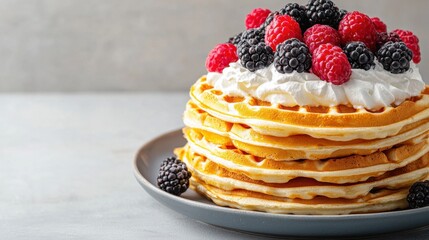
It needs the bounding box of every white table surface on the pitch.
[1,93,428,240]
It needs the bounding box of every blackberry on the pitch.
[261,11,280,29]
[306,0,340,28]
[239,28,265,46]
[238,41,274,72]
[274,38,311,74]
[157,157,191,196]
[334,9,348,29]
[228,32,243,46]
[343,42,375,70]
[339,9,348,21]
[407,181,429,209]
[376,32,402,51]
[280,3,309,31]
[377,41,413,74]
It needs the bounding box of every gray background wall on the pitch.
[0,0,427,92]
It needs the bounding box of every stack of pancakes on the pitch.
[176,77,429,214]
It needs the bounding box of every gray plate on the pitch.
[133,129,429,238]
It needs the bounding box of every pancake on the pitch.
[178,82,429,214]
[191,178,410,215]
[184,100,429,160]
[178,80,429,214]
[179,72,429,214]
[184,127,429,184]
[177,146,429,200]
[190,77,429,141]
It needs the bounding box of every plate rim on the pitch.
[133,128,429,222]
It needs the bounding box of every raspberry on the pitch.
[205,43,238,73]
[393,29,421,64]
[371,17,387,33]
[304,24,341,54]
[238,42,274,72]
[274,38,311,73]
[306,0,340,28]
[312,43,351,85]
[376,32,402,50]
[377,41,413,74]
[338,11,378,52]
[280,3,309,31]
[265,15,302,51]
[343,42,375,70]
[245,8,272,30]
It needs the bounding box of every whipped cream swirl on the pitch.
[206,62,425,110]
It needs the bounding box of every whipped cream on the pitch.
[206,61,425,110]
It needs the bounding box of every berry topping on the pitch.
[376,32,402,50]
[238,42,274,72]
[274,38,312,73]
[393,29,421,64]
[265,15,303,51]
[304,24,341,54]
[240,28,265,46]
[306,0,340,28]
[377,41,413,74]
[205,43,238,73]
[245,8,272,30]
[157,157,192,196]
[343,42,375,70]
[208,0,421,77]
[371,17,387,33]
[312,43,352,85]
[407,180,429,209]
[280,3,309,31]
[338,11,378,52]
[228,32,243,46]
